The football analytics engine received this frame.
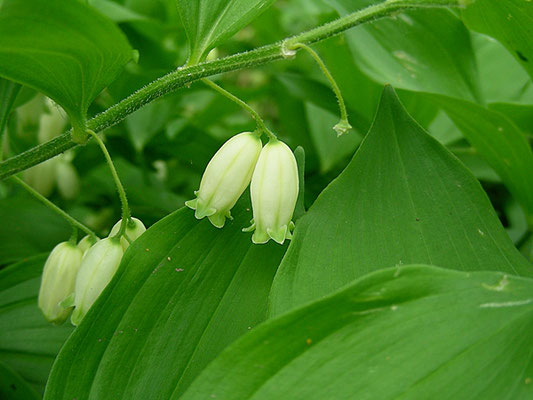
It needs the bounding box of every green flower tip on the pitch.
[333,119,352,137]
[244,221,295,245]
[186,198,232,228]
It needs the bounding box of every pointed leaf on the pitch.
[44,202,286,399]
[177,0,276,64]
[182,265,533,400]
[0,0,132,131]
[269,86,533,316]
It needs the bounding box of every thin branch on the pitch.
[0,0,463,180]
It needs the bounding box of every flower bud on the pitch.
[37,99,66,143]
[186,132,262,228]
[56,157,80,200]
[38,242,83,324]
[71,237,124,325]
[24,157,58,197]
[109,217,147,250]
[247,139,298,244]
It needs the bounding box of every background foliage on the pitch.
[0,0,532,399]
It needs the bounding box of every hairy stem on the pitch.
[0,0,463,180]
[11,176,98,240]
[201,78,277,140]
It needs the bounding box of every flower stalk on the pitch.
[0,0,465,180]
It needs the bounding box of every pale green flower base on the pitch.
[185,198,232,228]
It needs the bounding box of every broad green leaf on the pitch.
[0,0,132,133]
[269,86,533,316]
[328,0,480,101]
[429,94,533,215]
[182,265,533,400]
[462,0,533,81]
[0,255,73,394]
[177,0,276,64]
[44,202,286,400]
[0,193,70,264]
[0,362,40,400]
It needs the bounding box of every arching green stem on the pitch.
[86,130,130,237]
[201,78,277,141]
[0,0,466,179]
[289,43,351,136]
[11,176,98,241]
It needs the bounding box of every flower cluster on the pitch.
[38,218,146,325]
[186,132,298,245]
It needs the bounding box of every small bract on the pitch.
[71,237,124,326]
[38,241,83,324]
[186,132,262,228]
[246,139,299,244]
[109,217,147,250]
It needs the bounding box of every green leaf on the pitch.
[0,0,132,134]
[44,202,286,400]
[0,255,74,394]
[0,78,20,137]
[462,0,533,81]
[429,94,533,215]
[0,362,40,400]
[0,193,70,264]
[177,0,276,64]
[328,0,480,100]
[182,265,533,400]
[269,86,533,316]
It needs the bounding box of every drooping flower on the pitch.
[109,217,147,250]
[246,139,298,244]
[186,132,262,228]
[38,241,83,324]
[71,237,124,325]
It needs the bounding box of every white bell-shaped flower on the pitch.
[186,132,262,228]
[71,237,124,325]
[109,217,147,250]
[247,139,298,244]
[38,241,83,324]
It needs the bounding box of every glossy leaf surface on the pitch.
[183,266,533,400]
[0,0,132,129]
[269,86,533,316]
[44,202,286,399]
